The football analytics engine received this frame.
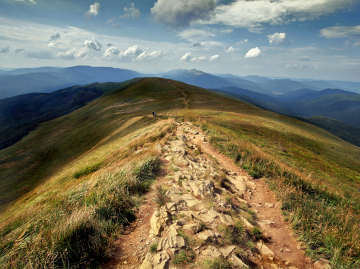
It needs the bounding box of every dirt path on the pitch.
[166,80,189,109]
[103,121,317,269]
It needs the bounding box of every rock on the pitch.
[256,241,275,257]
[197,229,215,241]
[166,202,177,213]
[139,253,153,269]
[168,224,178,237]
[218,245,236,258]
[229,254,249,268]
[157,236,186,251]
[265,203,274,208]
[150,208,171,236]
[197,209,218,223]
[185,199,205,211]
[240,216,253,228]
[155,143,162,153]
[203,138,207,142]
[257,220,275,230]
[198,246,222,260]
[170,194,184,204]
[183,222,202,234]
[314,259,331,269]
[153,250,170,269]
[187,156,197,162]
[218,213,235,226]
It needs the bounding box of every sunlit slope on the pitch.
[0,77,184,208]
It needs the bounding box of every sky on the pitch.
[0,0,360,81]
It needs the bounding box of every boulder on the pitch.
[218,213,235,226]
[314,259,331,269]
[183,222,202,234]
[197,229,215,241]
[218,245,236,258]
[153,250,170,269]
[139,253,153,269]
[256,241,275,257]
[229,254,249,268]
[157,236,186,251]
[198,246,222,260]
[150,208,172,236]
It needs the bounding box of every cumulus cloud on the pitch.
[268,32,286,45]
[320,25,360,39]
[151,0,216,27]
[245,47,261,58]
[209,54,220,61]
[119,45,143,62]
[180,52,192,62]
[212,0,356,29]
[84,37,102,51]
[121,3,141,19]
[0,46,10,53]
[86,2,101,18]
[103,46,120,58]
[23,50,53,59]
[58,48,87,60]
[178,28,215,42]
[225,46,234,53]
[137,50,164,61]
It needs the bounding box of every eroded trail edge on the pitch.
[103,121,320,269]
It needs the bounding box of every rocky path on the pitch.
[103,121,327,269]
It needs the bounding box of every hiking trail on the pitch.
[102,121,330,269]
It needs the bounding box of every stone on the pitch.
[155,143,162,153]
[240,216,253,228]
[197,229,215,241]
[185,199,205,211]
[265,203,274,208]
[229,254,249,268]
[150,208,171,236]
[170,194,184,204]
[166,202,177,212]
[314,259,331,269]
[139,253,153,269]
[198,209,217,223]
[183,222,202,234]
[168,224,178,237]
[218,213,235,226]
[257,220,275,230]
[218,245,236,258]
[157,236,186,251]
[256,241,275,257]
[198,246,222,260]
[153,250,170,269]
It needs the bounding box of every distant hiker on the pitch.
[154,112,157,117]
[152,111,155,117]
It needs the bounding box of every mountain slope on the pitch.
[0,66,143,100]
[1,78,360,268]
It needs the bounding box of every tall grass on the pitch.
[199,120,360,268]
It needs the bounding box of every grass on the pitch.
[172,249,195,265]
[201,257,234,269]
[1,77,360,268]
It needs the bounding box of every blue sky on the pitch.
[0,0,360,81]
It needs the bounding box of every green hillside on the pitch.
[1,78,360,268]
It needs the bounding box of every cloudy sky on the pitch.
[0,0,359,81]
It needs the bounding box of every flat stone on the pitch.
[256,241,275,257]
[314,259,331,269]
[157,236,186,251]
[240,216,253,228]
[139,253,153,269]
[198,209,218,223]
[218,245,236,258]
[168,224,178,237]
[183,222,202,234]
[153,250,170,269]
[170,194,183,204]
[197,229,215,241]
[198,246,222,260]
[218,213,235,226]
[265,203,274,208]
[229,254,249,268]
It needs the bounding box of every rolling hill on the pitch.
[1,77,360,268]
[0,66,143,100]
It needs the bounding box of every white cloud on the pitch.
[211,0,356,29]
[0,46,10,53]
[103,46,120,58]
[245,47,261,58]
[209,54,220,61]
[58,48,87,60]
[236,39,248,46]
[137,50,164,61]
[121,3,141,19]
[178,28,215,43]
[268,32,286,45]
[23,50,53,59]
[84,37,102,51]
[119,45,143,62]
[226,46,234,53]
[320,25,360,39]
[86,2,101,18]
[16,0,36,4]
[198,56,206,62]
[151,0,216,27]
[180,52,192,62]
